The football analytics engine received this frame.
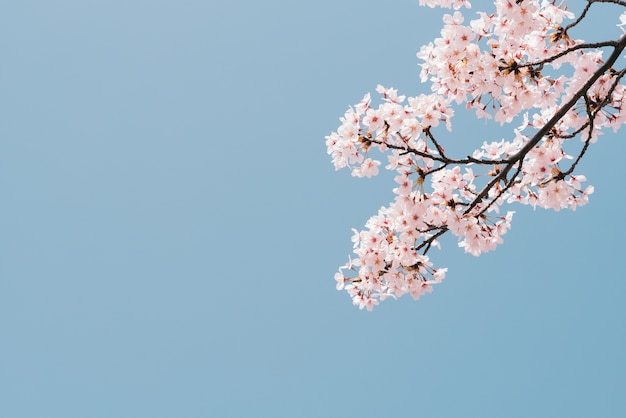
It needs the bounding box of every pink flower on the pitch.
[326,0,620,309]
[353,158,381,178]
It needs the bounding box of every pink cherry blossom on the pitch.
[327,0,626,309]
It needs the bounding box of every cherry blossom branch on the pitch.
[424,128,447,159]
[368,137,513,165]
[564,2,594,32]
[555,122,590,139]
[590,0,626,7]
[504,41,621,71]
[416,228,448,255]
[327,1,626,310]
[562,68,626,177]
[565,0,626,34]
[475,160,524,217]
[560,96,595,179]
[467,33,626,214]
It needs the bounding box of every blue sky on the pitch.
[1,1,625,417]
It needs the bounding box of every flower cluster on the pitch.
[327,0,626,310]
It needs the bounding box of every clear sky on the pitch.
[1,1,625,417]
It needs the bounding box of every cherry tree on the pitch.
[326,0,626,310]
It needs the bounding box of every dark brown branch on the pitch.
[424,128,447,159]
[501,41,619,71]
[564,1,594,32]
[590,0,626,7]
[368,138,438,161]
[415,228,448,255]
[565,1,626,34]
[476,160,524,216]
[562,68,626,177]
[562,112,593,178]
[555,121,591,139]
[368,138,513,165]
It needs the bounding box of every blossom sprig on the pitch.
[326,0,626,310]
